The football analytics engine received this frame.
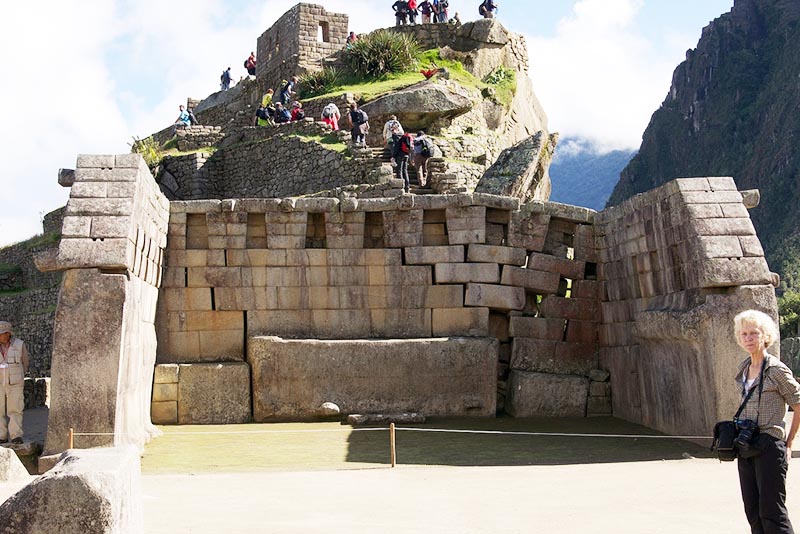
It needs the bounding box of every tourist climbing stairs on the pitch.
[369,146,434,194]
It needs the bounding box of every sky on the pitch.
[0,0,733,246]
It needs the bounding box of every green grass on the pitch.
[305,49,485,106]
[290,133,349,154]
[141,416,713,475]
[160,146,217,159]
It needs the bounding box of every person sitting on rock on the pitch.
[382,115,404,148]
[173,104,191,133]
[392,0,409,25]
[274,102,291,124]
[321,102,341,131]
[290,101,306,121]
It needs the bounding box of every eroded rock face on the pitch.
[0,447,30,483]
[360,81,473,133]
[475,132,558,202]
[0,447,143,534]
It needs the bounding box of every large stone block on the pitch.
[435,262,500,284]
[432,307,490,336]
[511,338,598,376]
[404,245,465,264]
[248,336,497,421]
[177,363,251,424]
[0,446,143,533]
[505,371,589,417]
[467,244,527,266]
[540,296,599,320]
[465,283,525,311]
[500,266,560,294]
[527,252,585,280]
[509,316,566,340]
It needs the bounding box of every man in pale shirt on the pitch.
[0,321,29,444]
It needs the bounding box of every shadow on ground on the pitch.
[141,416,713,474]
[346,416,714,466]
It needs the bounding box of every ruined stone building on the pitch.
[0,4,775,469]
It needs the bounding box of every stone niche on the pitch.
[247,336,498,421]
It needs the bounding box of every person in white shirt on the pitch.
[0,321,29,445]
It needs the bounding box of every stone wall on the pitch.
[256,4,348,92]
[154,193,606,421]
[39,154,170,457]
[175,126,223,151]
[160,122,386,200]
[594,177,777,439]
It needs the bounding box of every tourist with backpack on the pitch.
[382,115,404,148]
[479,0,498,18]
[280,76,298,106]
[220,67,232,91]
[348,102,369,147]
[244,52,256,76]
[321,102,341,131]
[391,132,414,193]
[412,131,434,187]
[433,0,448,23]
[290,101,306,121]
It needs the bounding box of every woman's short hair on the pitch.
[733,309,780,348]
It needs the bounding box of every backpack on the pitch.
[243,60,249,68]
[400,133,413,154]
[439,0,448,8]
[355,109,368,124]
[322,103,336,118]
[256,107,269,121]
[295,109,305,120]
[420,138,432,157]
[479,1,487,15]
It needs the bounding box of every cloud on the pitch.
[525,0,684,153]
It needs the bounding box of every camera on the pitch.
[735,419,759,450]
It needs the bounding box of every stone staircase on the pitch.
[366,145,435,194]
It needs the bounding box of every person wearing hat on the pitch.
[0,321,28,445]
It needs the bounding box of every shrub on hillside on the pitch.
[342,30,420,78]
[299,67,342,98]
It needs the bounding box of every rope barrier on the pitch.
[394,427,713,440]
[69,425,712,468]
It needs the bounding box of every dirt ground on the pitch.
[3,409,800,533]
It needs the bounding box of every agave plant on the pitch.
[342,30,420,78]
[298,67,342,98]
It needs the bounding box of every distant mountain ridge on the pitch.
[607,0,800,286]
[548,138,635,211]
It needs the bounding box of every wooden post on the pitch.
[390,423,396,468]
[68,428,74,449]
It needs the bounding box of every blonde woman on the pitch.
[733,309,800,533]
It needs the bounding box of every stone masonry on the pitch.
[594,176,777,440]
[256,4,348,91]
[36,154,170,461]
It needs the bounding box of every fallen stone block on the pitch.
[0,446,143,534]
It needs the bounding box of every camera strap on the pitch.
[735,357,767,421]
